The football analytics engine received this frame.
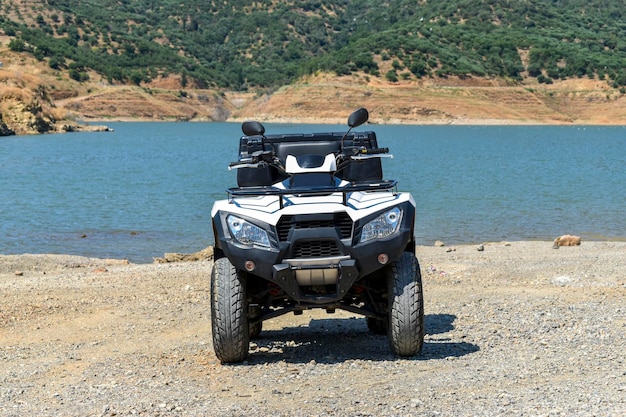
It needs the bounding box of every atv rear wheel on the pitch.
[210,257,250,363]
[248,305,263,339]
[387,252,424,356]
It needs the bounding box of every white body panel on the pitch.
[212,188,415,226]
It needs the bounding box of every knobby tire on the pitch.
[211,257,250,363]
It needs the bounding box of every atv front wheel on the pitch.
[387,252,424,356]
[210,257,250,363]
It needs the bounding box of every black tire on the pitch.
[210,257,250,363]
[387,252,424,357]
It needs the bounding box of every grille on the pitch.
[293,240,341,258]
[277,212,353,241]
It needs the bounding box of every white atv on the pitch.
[210,108,424,363]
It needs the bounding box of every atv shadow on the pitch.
[244,313,479,365]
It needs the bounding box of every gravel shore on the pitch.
[1,241,625,416]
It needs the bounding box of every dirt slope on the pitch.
[52,73,626,126]
[228,74,626,125]
[1,44,625,134]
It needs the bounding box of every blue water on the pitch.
[1,122,624,263]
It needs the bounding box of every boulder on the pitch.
[552,234,582,249]
[154,246,214,263]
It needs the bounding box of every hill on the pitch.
[1,1,625,133]
[1,43,625,134]
[2,0,625,89]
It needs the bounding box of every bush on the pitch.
[385,70,398,82]
[8,38,26,52]
[69,69,89,82]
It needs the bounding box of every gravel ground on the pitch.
[1,241,625,416]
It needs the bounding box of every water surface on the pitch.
[1,122,624,262]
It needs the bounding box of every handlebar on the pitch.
[229,159,257,169]
[348,147,393,160]
[356,147,389,155]
[230,146,393,171]
[228,150,284,171]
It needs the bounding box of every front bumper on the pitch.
[213,201,415,303]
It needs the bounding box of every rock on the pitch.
[58,124,113,133]
[103,259,130,265]
[0,115,16,136]
[434,240,445,247]
[553,234,582,249]
[477,244,485,251]
[0,83,111,135]
[154,246,214,263]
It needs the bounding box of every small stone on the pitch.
[477,244,484,251]
[435,240,445,247]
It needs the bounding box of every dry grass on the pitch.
[0,85,34,102]
[47,106,68,121]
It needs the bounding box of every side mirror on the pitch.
[242,121,265,136]
[347,108,369,128]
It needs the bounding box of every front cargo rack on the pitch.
[227,180,397,208]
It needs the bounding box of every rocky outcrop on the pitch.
[1,101,53,135]
[0,96,111,135]
[57,123,113,133]
[0,114,15,136]
[0,69,110,135]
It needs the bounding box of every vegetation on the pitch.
[1,0,625,89]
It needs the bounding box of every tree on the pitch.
[8,38,26,52]
[385,70,398,82]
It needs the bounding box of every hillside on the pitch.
[2,0,626,133]
[1,41,625,134]
[2,0,625,89]
[227,73,626,125]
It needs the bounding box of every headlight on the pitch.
[360,208,402,243]
[227,215,270,247]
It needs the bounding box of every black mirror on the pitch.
[347,108,369,128]
[242,121,265,136]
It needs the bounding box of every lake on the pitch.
[1,122,624,263]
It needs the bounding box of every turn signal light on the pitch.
[244,260,256,272]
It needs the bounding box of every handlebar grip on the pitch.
[358,147,389,155]
[229,159,253,168]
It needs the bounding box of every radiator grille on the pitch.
[293,240,341,258]
[277,213,353,241]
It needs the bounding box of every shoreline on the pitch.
[2,239,625,266]
[77,115,626,126]
[2,240,624,416]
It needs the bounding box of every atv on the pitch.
[210,108,424,363]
